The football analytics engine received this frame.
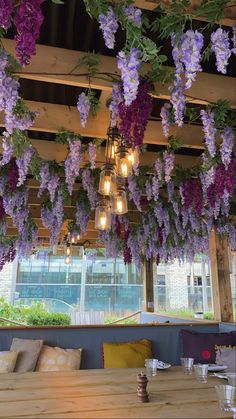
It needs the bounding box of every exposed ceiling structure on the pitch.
[1,0,236,247]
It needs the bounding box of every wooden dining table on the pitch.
[0,366,233,418]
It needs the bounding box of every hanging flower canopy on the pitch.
[0,0,235,271]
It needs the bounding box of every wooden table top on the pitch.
[0,367,233,418]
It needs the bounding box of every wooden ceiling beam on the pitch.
[0,100,205,149]
[2,40,236,108]
[134,1,236,27]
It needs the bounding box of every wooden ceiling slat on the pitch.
[0,100,206,149]
[134,0,236,26]
[2,40,236,108]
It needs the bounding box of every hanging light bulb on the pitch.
[98,164,117,196]
[128,147,139,168]
[105,126,120,163]
[111,188,128,215]
[64,255,71,264]
[95,199,111,230]
[115,146,132,178]
[76,233,80,241]
[71,235,76,244]
[65,243,71,256]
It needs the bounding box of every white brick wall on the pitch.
[0,261,13,301]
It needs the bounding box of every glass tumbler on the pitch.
[194,364,208,383]
[215,385,235,412]
[180,357,194,374]
[145,359,157,377]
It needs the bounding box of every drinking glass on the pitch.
[180,357,194,374]
[226,373,236,387]
[215,385,235,412]
[145,359,157,377]
[194,364,208,383]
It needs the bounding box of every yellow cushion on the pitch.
[36,345,82,372]
[103,339,153,369]
[0,350,18,373]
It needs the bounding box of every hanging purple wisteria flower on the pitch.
[0,137,13,166]
[163,151,174,183]
[232,24,236,55]
[109,83,122,128]
[160,103,172,137]
[76,202,90,235]
[82,168,97,210]
[65,139,83,195]
[117,48,141,106]
[155,158,163,182]
[180,30,204,89]
[98,6,118,50]
[0,0,13,30]
[200,110,217,158]
[128,175,142,211]
[123,4,142,27]
[77,92,91,128]
[220,126,235,169]
[211,28,231,74]
[4,110,35,136]
[170,78,186,127]
[88,142,97,170]
[14,0,45,66]
[16,146,34,186]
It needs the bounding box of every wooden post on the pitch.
[209,228,234,322]
[143,258,154,312]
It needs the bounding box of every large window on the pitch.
[16,249,143,316]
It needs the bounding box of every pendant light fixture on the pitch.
[95,199,112,230]
[115,145,132,178]
[128,146,139,169]
[98,164,117,196]
[110,187,128,215]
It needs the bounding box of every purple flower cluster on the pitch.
[0,243,16,271]
[160,103,172,137]
[211,28,231,74]
[169,78,186,127]
[232,25,236,55]
[0,196,5,221]
[88,142,97,170]
[82,169,97,210]
[14,0,45,66]
[98,6,118,50]
[163,151,174,183]
[41,192,64,247]
[109,83,122,128]
[38,163,59,203]
[16,146,34,186]
[0,137,13,166]
[76,202,90,235]
[179,30,204,89]
[3,189,29,232]
[207,160,236,214]
[0,0,13,30]
[200,110,217,158]
[182,178,203,216]
[77,92,90,128]
[7,158,19,192]
[145,179,152,201]
[65,139,82,195]
[152,177,160,201]
[0,50,19,116]
[4,110,34,136]
[128,175,141,211]
[118,79,153,149]
[123,5,142,27]
[220,126,234,169]
[117,48,141,106]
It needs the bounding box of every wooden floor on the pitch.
[0,367,232,418]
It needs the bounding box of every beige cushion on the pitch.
[216,346,236,372]
[10,338,43,372]
[0,351,18,373]
[36,345,82,372]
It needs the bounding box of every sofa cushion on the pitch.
[103,338,153,369]
[0,350,18,373]
[10,338,43,372]
[36,345,82,372]
[215,346,236,372]
[180,330,236,364]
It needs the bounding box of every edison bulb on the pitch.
[116,199,123,214]
[104,178,111,195]
[66,246,71,256]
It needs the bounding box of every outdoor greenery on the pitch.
[0,298,71,327]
